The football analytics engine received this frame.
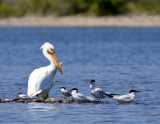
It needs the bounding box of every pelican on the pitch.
[27,42,63,98]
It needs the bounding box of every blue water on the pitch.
[0,27,160,123]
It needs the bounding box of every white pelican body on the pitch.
[111,90,140,103]
[68,88,94,103]
[27,42,63,98]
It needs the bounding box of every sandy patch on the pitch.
[0,15,160,27]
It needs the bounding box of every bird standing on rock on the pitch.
[27,42,63,98]
[90,80,117,100]
[60,87,72,97]
[68,88,94,103]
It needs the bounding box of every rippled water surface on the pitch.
[0,27,160,123]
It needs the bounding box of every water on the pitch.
[0,27,160,123]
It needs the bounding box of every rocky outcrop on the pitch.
[0,97,74,103]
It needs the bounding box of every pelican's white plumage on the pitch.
[27,42,63,98]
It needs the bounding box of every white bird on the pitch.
[27,42,63,98]
[17,92,30,100]
[68,88,94,103]
[60,87,72,97]
[110,90,140,103]
[90,80,113,100]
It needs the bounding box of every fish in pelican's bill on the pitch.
[27,42,63,98]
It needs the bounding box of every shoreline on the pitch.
[1,15,160,27]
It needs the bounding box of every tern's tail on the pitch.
[105,93,113,98]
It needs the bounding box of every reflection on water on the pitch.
[28,103,61,111]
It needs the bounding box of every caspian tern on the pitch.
[90,80,114,100]
[110,90,140,103]
[60,87,72,97]
[68,88,94,103]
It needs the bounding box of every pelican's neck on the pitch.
[49,60,56,69]
[48,63,57,76]
[43,50,57,75]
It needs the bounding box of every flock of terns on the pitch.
[19,42,140,103]
[60,80,140,103]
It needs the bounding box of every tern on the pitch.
[60,87,72,97]
[110,90,140,103]
[90,80,114,100]
[68,88,94,103]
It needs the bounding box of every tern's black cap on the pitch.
[91,80,95,82]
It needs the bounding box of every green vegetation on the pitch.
[0,0,160,17]
[40,90,49,101]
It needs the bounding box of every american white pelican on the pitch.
[27,42,63,98]
[68,88,94,103]
[110,90,140,103]
[60,87,72,97]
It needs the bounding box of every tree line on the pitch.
[0,0,160,17]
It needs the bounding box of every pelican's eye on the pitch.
[51,48,55,53]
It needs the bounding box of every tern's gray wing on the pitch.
[95,88,106,96]
[65,92,72,97]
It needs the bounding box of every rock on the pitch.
[45,98,55,103]
[0,97,104,104]
[12,97,20,102]
[45,98,73,103]
[4,99,13,102]
[32,98,44,103]
[16,99,25,103]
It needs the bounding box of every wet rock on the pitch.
[32,98,44,103]
[45,98,73,103]
[45,98,55,103]
[16,99,25,103]
[12,97,20,102]
[4,99,13,102]
[0,97,103,104]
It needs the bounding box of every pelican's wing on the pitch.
[27,66,54,97]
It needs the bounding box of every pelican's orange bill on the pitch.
[48,51,63,75]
